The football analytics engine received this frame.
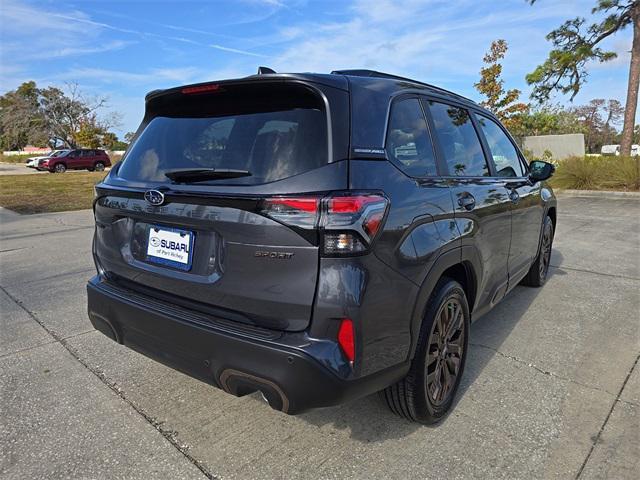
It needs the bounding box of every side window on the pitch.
[385,98,437,177]
[427,101,489,177]
[476,115,524,177]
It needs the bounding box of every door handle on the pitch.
[457,193,476,211]
[508,189,520,203]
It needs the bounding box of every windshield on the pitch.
[118,106,328,186]
[51,150,69,157]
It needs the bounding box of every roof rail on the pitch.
[331,69,474,104]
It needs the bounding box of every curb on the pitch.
[555,189,640,199]
[0,206,22,218]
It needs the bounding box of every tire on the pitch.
[521,215,554,287]
[382,278,470,424]
[53,163,66,173]
[94,161,105,172]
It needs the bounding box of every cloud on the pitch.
[1,0,87,33]
[2,0,633,132]
[0,0,268,68]
[351,0,436,23]
[587,37,633,70]
[269,0,620,94]
[26,41,134,61]
[49,65,252,89]
[210,44,268,57]
[0,0,140,85]
[51,67,204,86]
[242,0,286,6]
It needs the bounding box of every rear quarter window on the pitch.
[385,98,438,177]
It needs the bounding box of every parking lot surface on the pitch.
[0,163,45,175]
[1,194,638,479]
[0,163,111,176]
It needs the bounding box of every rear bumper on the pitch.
[86,275,408,414]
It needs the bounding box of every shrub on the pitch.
[599,156,640,191]
[551,156,639,191]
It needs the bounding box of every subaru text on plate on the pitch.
[87,68,556,423]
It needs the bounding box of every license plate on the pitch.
[146,226,194,271]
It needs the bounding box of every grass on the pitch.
[0,153,37,164]
[549,156,640,191]
[0,172,105,214]
[0,153,123,164]
[0,155,636,216]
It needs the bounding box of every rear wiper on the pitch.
[164,168,252,183]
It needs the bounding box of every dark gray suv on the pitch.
[87,69,556,423]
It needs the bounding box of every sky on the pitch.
[0,0,635,136]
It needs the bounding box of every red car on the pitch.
[37,149,111,173]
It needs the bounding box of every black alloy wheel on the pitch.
[538,221,553,280]
[383,278,469,424]
[426,297,465,406]
[522,215,554,287]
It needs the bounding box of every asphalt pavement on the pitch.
[0,163,45,175]
[1,194,638,479]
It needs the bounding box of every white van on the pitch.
[600,144,640,156]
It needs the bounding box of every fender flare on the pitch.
[406,245,482,360]
[534,197,557,259]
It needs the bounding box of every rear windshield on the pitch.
[118,85,328,185]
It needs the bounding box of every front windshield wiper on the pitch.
[164,168,252,183]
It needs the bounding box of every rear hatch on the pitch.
[93,78,349,331]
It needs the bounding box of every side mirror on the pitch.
[529,160,555,183]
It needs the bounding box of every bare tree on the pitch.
[40,82,121,148]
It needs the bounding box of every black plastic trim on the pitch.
[87,275,410,414]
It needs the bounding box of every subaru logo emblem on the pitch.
[144,190,165,206]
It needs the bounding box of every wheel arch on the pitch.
[547,206,556,231]
[533,204,557,259]
[407,246,480,360]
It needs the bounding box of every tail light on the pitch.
[337,318,355,364]
[261,196,320,228]
[322,194,387,255]
[261,192,388,256]
[182,84,220,94]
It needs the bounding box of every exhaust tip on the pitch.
[219,369,289,413]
